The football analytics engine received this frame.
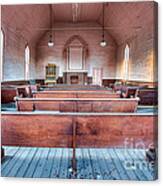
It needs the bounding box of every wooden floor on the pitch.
[1,147,156,180]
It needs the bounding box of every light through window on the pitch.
[124,44,129,80]
[25,45,30,80]
[1,30,4,81]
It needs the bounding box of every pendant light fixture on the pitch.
[100,3,107,47]
[48,4,54,47]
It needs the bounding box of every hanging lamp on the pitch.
[48,4,54,47]
[100,3,107,47]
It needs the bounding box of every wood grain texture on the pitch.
[1,112,157,148]
[16,98,139,112]
[33,91,120,99]
[2,114,73,147]
[76,115,156,148]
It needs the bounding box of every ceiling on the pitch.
[52,3,102,22]
[1,2,155,46]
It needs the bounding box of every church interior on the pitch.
[1,1,158,180]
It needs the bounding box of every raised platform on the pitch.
[1,146,156,180]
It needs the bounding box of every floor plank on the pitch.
[132,149,155,180]
[116,149,138,180]
[89,149,103,179]
[59,148,69,179]
[1,147,20,170]
[76,149,85,179]
[41,148,57,178]
[126,148,148,181]
[100,149,118,180]
[8,147,31,177]
[81,148,94,179]
[2,147,26,177]
[23,148,43,178]
[50,148,62,178]
[1,147,155,180]
[94,149,112,180]
[108,148,129,180]
[32,148,50,178]
[16,147,37,177]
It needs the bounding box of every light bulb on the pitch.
[100,40,107,47]
[48,40,54,47]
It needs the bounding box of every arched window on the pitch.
[1,30,4,81]
[124,44,130,80]
[25,45,30,80]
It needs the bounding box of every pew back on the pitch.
[15,97,139,112]
[1,112,157,148]
[40,84,108,91]
[33,91,120,99]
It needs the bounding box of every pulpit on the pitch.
[63,72,88,85]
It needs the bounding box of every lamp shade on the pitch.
[48,40,54,47]
[100,39,107,47]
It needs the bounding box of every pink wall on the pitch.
[1,4,49,81]
[36,23,117,80]
[116,22,157,82]
[2,26,36,81]
[1,3,157,83]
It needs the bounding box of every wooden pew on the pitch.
[138,88,158,105]
[121,86,139,98]
[16,85,32,98]
[1,86,17,103]
[15,97,139,112]
[1,112,157,174]
[1,85,36,103]
[33,91,120,99]
[40,84,106,91]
